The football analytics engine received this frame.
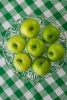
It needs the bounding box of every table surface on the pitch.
[0,0,67,100]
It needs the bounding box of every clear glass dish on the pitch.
[2,15,67,80]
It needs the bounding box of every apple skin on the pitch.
[7,35,26,53]
[42,25,60,44]
[26,37,46,57]
[13,52,32,71]
[32,57,51,76]
[47,43,65,62]
[20,18,40,38]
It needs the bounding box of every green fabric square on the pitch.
[0,50,3,57]
[60,93,67,100]
[61,84,67,94]
[60,0,67,7]
[45,86,53,94]
[58,0,62,1]
[56,78,64,86]
[0,87,4,94]
[1,0,9,6]
[15,90,23,98]
[1,16,7,24]
[4,13,12,20]
[1,92,8,100]
[0,2,3,9]
[25,82,33,90]
[20,2,28,9]
[0,48,5,56]
[10,84,18,92]
[30,88,37,96]
[54,12,62,19]
[34,8,42,15]
[1,8,8,15]
[50,7,57,14]
[15,5,22,13]
[6,78,14,86]
[9,93,19,100]
[34,93,42,100]
[0,68,5,75]
[19,95,27,100]
[30,3,38,11]
[30,97,36,100]
[19,10,27,17]
[18,85,28,93]
[5,97,11,100]
[65,6,67,10]
[39,89,47,97]
[25,0,34,5]
[54,97,61,100]
[45,1,53,9]
[65,91,67,95]
[40,6,47,12]
[62,23,67,30]
[50,92,57,99]
[1,31,6,37]
[8,0,13,2]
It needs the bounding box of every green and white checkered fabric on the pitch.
[0,0,67,100]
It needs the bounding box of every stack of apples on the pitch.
[7,18,65,76]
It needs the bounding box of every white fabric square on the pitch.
[5,88,13,96]
[15,80,24,88]
[57,68,65,77]
[0,12,3,17]
[2,21,11,30]
[34,83,43,92]
[55,87,63,96]
[44,10,52,18]
[65,82,67,85]
[0,97,3,100]
[7,69,14,77]
[13,14,21,21]
[63,14,67,21]
[5,3,13,12]
[24,91,33,100]
[64,31,67,38]
[16,0,24,4]
[45,77,54,85]
[0,58,5,67]
[0,77,5,85]
[43,95,52,100]
[55,20,61,27]
[24,6,33,15]
[55,3,63,11]
[35,0,43,7]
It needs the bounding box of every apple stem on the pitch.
[30,27,33,31]
[13,43,17,49]
[40,61,43,65]
[16,59,22,62]
[48,35,53,39]
[49,51,53,56]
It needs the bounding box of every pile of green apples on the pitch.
[7,18,65,76]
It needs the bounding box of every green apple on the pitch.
[20,18,40,38]
[47,43,65,62]
[7,35,26,53]
[42,25,60,44]
[32,57,51,76]
[26,37,46,57]
[13,52,32,71]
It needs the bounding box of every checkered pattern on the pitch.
[0,0,67,100]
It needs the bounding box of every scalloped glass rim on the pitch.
[2,15,66,81]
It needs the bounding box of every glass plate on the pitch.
[2,15,66,80]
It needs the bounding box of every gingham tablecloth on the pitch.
[0,0,67,100]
